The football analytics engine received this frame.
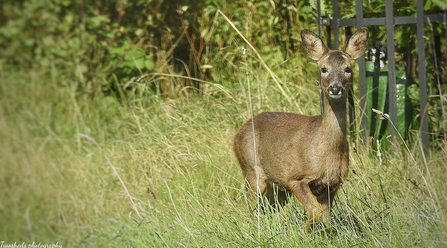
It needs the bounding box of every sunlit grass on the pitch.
[1,68,446,247]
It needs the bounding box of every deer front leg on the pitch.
[319,196,331,226]
[287,180,325,228]
[313,188,339,234]
[316,191,335,233]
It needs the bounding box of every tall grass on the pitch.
[1,62,446,247]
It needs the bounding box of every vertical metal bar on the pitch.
[445,11,447,69]
[385,1,398,137]
[317,0,324,115]
[332,0,339,49]
[417,0,429,155]
[356,0,367,141]
[317,0,322,36]
[326,26,332,49]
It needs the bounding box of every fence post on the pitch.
[385,1,398,139]
[417,0,430,155]
[331,0,339,49]
[356,0,367,142]
[317,0,324,115]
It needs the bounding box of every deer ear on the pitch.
[344,27,369,59]
[301,29,329,61]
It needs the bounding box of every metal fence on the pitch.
[316,0,446,154]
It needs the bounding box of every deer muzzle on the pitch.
[328,85,344,99]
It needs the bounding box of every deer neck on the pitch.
[319,97,348,146]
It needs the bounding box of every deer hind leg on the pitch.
[241,166,291,213]
[241,164,268,198]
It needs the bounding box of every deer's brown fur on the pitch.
[233,27,368,228]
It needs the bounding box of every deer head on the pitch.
[301,28,369,101]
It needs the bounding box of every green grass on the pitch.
[1,67,446,247]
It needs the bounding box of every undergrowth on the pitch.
[1,66,446,247]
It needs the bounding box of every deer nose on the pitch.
[328,85,344,99]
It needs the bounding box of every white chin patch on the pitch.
[328,91,343,99]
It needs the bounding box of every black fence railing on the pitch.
[316,0,446,155]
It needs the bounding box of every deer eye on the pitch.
[321,67,328,73]
[344,67,352,74]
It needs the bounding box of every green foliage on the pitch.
[0,0,321,97]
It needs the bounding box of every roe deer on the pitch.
[233,27,368,229]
